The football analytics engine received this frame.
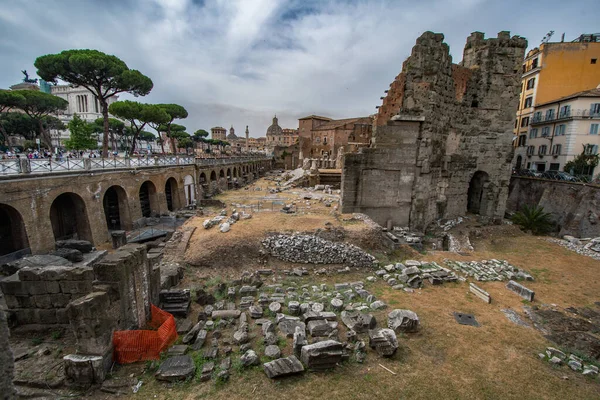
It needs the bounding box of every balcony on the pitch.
[530,109,600,125]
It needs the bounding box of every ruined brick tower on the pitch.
[341,31,527,230]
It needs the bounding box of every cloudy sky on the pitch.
[1,0,598,137]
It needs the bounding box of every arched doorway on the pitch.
[103,185,131,231]
[210,171,217,181]
[0,204,29,256]
[49,193,92,242]
[227,168,231,179]
[467,171,490,214]
[165,177,181,211]
[139,181,158,217]
[233,168,238,178]
[219,169,225,179]
[183,175,195,206]
[515,155,522,170]
[199,172,207,185]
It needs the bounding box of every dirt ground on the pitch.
[24,176,600,400]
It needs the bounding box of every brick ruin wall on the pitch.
[342,31,527,230]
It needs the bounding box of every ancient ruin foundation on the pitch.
[341,31,527,230]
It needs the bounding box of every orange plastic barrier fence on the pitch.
[112,305,178,364]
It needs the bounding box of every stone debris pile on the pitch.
[261,234,377,267]
[444,259,534,282]
[548,237,600,261]
[372,260,459,290]
[202,209,247,233]
[540,347,599,377]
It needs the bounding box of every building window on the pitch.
[533,111,542,122]
[556,124,566,136]
[584,144,599,155]
[541,127,550,137]
[532,58,538,68]
[590,103,600,116]
[523,97,533,109]
[526,145,535,156]
[538,145,547,155]
[315,137,320,144]
[520,117,530,127]
[529,128,538,139]
[552,144,562,155]
[592,58,597,64]
[323,137,327,145]
[517,135,527,147]
[549,163,560,171]
[526,78,535,89]
[94,97,99,113]
[559,105,571,118]
[591,124,599,135]
[546,109,555,120]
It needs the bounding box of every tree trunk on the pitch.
[110,131,116,153]
[101,99,110,157]
[160,137,165,154]
[38,119,52,150]
[129,130,138,156]
[167,124,176,155]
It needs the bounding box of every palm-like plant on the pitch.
[511,204,554,235]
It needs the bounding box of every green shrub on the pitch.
[511,204,553,235]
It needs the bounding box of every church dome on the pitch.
[227,125,238,140]
[266,115,283,136]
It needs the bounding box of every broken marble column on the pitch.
[506,280,535,301]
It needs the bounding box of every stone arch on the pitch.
[226,168,231,179]
[139,181,159,217]
[102,185,132,231]
[183,174,196,206]
[210,170,217,181]
[515,155,523,170]
[165,177,182,211]
[49,192,93,242]
[233,167,238,178]
[219,169,225,178]
[467,171,490,214]
[0,203,30,256]
[199,172,207,185]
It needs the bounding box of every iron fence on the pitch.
[0,160,21,175]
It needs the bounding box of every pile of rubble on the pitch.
[385,227,423,246]
[548,236,600,261]
[368,260,460,290]
[444,259,534,282]
[202,209,251,233]
[261,234,377,268]
[540,347,599,377]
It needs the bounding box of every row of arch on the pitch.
[0,161,270,257]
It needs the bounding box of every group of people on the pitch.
[0,149,105,160]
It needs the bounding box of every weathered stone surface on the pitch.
[0,311,15,398]
[370,300,387,310]
[20,254,72,268]
[155,355,195,382]
[191,330,207,351]
[211,309,241,319]
[330,298,344,312]
[387,309,419,333]
[368,328,398,357]
[249,305,263,319]
[64,354,107,386]
[341,311,376,333]
[293,326,307,357]
[307,320,337,337]
[269,302,282,313]
[182,321,204,344]
[263,356,305,378]
[264,345,281,359]
[469,283,491,303]
[56,240,93,253]
[167,345,189,356]
[279,319,306,337]
[506,280,535,301]
[50,248,84,262]
[300,340,343,371]
[240,350,260,367]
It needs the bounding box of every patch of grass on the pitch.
[206,276,223,288]
[51,330,63,340]
[31,337,43,346]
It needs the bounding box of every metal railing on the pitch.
[0,155,272,177]
[531,109,600,125]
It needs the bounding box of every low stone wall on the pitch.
[0,266,94,326]
[507,177,600,237]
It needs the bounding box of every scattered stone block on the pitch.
[263,356,305,378]
[264,345,281,359]
[469,283,491,303]
[279,319,306,337]
[300,340,343,371]
[167,345,189,356]
[506,280,535,301]
[191,330,207,351]
[240,350,260,367]
[387,309,419,333]
[155,355,195,382]
[340,311,376,333]
[368,328,398,357]
[64,354,107,386]
[56,240,93,253]
[211,309,241,319]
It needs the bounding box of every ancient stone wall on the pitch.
[0,265,94,326]
[0,311,15,399]
[342,31,527,230]
[507,177,600,237]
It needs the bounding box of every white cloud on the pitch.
[0,0,598,136]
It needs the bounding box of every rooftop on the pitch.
[536,87,600,107]
[312,116,372,131]
[298,115,332,121]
